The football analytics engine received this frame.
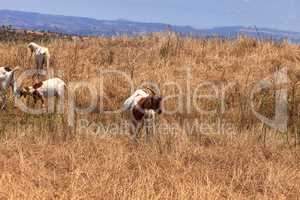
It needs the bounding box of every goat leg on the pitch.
[1,94,6,110]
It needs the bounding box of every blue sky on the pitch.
[0,0,299,32]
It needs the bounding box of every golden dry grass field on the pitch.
[0,33,299,199]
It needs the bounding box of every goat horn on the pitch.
[144,86,156,95]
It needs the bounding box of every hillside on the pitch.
[1,10,300,43]
[0,33,300,199]
[0,28,299,199]
[0,10,198,36]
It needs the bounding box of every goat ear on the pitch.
[132,105,144,121]
[33,81,43,89]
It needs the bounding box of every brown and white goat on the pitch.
[19,78,66,111]
[123,88,162,139]
[0,66,19,109]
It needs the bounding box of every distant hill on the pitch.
[1,9,300,43]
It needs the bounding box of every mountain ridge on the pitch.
[1,9,300,42]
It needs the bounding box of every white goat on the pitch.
[19,78,66,110]
[123,88,162,139]
[0,66,19,109]
[28,42,50,70]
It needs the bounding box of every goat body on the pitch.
[123,88,162,139]
[21,78,66,108]
[0,66,19,109]
[28,42,50,69]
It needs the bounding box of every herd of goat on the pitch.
[0,42,163,138]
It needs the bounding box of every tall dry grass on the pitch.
[0,32,299,199]
[0,130,299,199]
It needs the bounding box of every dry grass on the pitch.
[0,32,299,199]
[0,131,299,199]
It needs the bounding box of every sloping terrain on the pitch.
[0,32,299,199]
[1,9,300,43]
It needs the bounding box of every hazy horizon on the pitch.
[0,0,299,32]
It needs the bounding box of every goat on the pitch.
[19,78,66,110]
[123,87,162,139]
[28,42,50,70]
[0,66,19,109]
